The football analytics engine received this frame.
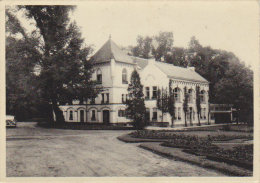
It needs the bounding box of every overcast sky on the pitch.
[70,1,258,67]
[13,1,258,67]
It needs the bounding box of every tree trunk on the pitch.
[161,112,164,122]
[190,112,192,126]
[51,98,65,123]
[184,113,187,127]
[171,117,174,128]
[197,112,201,126]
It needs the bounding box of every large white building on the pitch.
[58,38,210,127]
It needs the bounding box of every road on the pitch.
[6,122,225,177]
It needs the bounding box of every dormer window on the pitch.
[122,68,128,84]
[97,69,102,84]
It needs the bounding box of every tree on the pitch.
[168,80,175,127]
[152,32,174,62]
[6,8,47,120]
[157,87,168,122]
[126,70,146,129]
[183,86,188,127]
[132,35,153,59]
[20,6,97,123]
[196,85,201,126]
[214,61,253,125]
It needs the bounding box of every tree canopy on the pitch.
[6,6,98,122]
[126,70,146,129]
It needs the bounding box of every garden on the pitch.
[128,125,253,172]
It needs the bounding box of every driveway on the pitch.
[6,122,225,177]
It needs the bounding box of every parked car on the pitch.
[6,115,16,127]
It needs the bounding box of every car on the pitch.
[6,115,16,127]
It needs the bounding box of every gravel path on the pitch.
[6,122,225,177]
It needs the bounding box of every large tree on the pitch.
[20,6,97,123]
[126,70,146,129]
[132,35,153,59]
[152,32,174,62]
[6,8,46,120]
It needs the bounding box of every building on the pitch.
[57,38,210,127]
[210,104,236,124]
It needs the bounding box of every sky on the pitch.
[70,1,258,67]
[13,1,258,67]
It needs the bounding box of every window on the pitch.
[118,110,125,117]
[146,108,150,121]
[152,86,157,99]
[106,93,109,104]
[125,94,128,102]
[188,89,193,103]
[145,87,150,99]
[97,69,102,84]
[173,88,181,102]
[178,107,181,120]
[200,90,206,103]
[122,69,128,84]
[211,113,215,120]
[152,108,157,121]
[200,108,206,119]
[122,94,124,103]
[101,93,105,104]
[91,110,96,121]
[69,111,73,120]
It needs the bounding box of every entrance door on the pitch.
[80,110,84,122]
[103,110,110,124]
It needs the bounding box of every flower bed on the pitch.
[183,144,253,170]
[161,134,253,170]
[130,130,253,141]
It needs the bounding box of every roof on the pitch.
[91,39,134,64]
[131,56,148,69]
[154,61,209,83]
[92,39,208,83]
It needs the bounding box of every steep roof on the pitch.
[92,39,208,83]
[154,61,209,83]
[131,56,148,69]
[91,39,134,64]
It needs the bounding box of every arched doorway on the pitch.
[80,110,84,122]
[103,110,110,124]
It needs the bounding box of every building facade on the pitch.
[58,38,210,127]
